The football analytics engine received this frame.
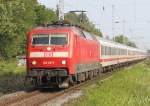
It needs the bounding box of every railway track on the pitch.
[0,90,40,106]
[0,71,115,106]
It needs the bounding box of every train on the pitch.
[26,22,147,88]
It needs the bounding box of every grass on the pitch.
[0,59,30,96]
[67,61,150,106]
[0,59,25,75]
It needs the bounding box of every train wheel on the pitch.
[32,78,39,88]
[88,71,93,80]
[58,77,69,88]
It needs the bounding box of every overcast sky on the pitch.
[38,0,150,50]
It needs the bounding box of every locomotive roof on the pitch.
[35,21,85,30]
[34,26,78,31]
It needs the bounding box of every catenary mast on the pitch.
[58,0,64,20]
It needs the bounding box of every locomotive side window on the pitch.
[32,34,49,45]
[50,33,67,45]
[83,31,94,40]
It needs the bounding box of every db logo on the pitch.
[44,52,53,57]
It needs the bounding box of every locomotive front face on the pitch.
[27,30,71,79]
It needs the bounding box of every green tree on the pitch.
[0,0,38,57]
[114,35,137,48]
[0,0,58,58]
[65,12,103,37]
[64,12,80,24]
[35,5,58,25]
[127,41,137,48]
[114,35,128,44]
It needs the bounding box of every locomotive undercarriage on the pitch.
[27,69,70,88]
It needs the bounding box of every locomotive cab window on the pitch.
[32,33,67,46]
[32,34,49,45]
[50,33,67,45]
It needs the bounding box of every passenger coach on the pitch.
[96,37,146,71]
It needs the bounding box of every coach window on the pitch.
[120,49,122,55]
[129,51,131,55]
[125,50,127,55]
[121,49,123,55]
[105,47,108,55]
[112,48,114,55]
[109,47,111,55]
[112,48,115,55]
[116,48,118,55]
[115,48,117,55]
[111,48,113,55]
[107,47,109,55]
[110,47,112,55]
[108,47,110,55]
[118,49,120,55]
[119,49,121,55]
[104,46,106,55]
[103,46,105,55]
[123,49,125,55]
[106,47,109,55]
[101,45,105,55]
[114,48,117,55]
[101,46,103,55]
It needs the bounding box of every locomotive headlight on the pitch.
[32,61,37,65]
[61,60,66,65]
[47,47,51,51]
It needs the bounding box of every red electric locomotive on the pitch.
[26,22,102,88]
